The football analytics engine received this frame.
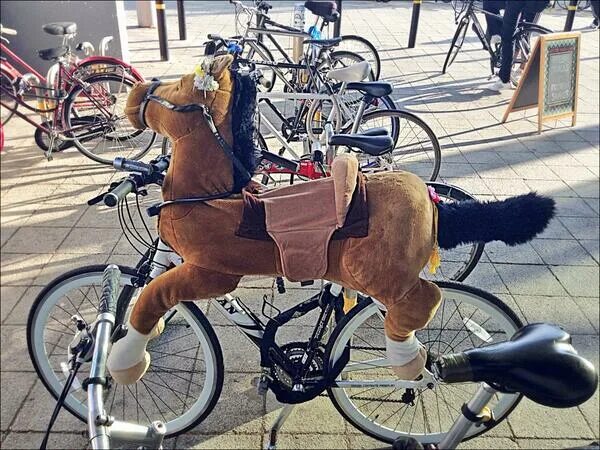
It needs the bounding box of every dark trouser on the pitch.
[498,3,537,83]
[592,0,600,25]
[483,0,506,39]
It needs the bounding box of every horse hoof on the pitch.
[109,352,151,385]
[391,346,427,380]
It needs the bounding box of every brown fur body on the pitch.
[124,55,441,342]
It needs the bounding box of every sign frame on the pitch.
[502,32,580,133]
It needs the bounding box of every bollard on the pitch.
[177,0,187,40]
[408,0,422,48]
[156,0,169,61]
[563,0,578,31]
[333,0,342,38]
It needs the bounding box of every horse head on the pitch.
[124,54,260,196]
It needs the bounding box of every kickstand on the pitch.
[265,404,295,450]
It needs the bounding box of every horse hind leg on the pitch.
[107,262,241,384]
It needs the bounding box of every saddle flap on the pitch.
[331,154,359,227]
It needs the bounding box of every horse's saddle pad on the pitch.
[237,155,368,281]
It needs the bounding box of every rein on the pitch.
[139,79,253,216]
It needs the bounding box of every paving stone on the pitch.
[0,372,37,431]
[22,204,87,229]
[464,262,509,294]
[509,399,595,439]
[265,395,346,435]
[579,240,599,263]
[485,242,544,265]
[559,217,600,240]
[512,294,596,335]
[0,285,27,323]
[32,253,111,286]
[3,286,40,325]
[517,438,598,449]
[188,372,264,435]
[529,239,597,266]
[2,227,71,254]
[572,297,600,333]
[211,326,261,372]
[495,264,568,296]
[267,433,349,449]
[550,265,599,298]
[0,253,53,286]
[176,433,262,449]
[0,431,88,449]
[554,198,598,218]
[0,325,35,372]
[57,227,122,254]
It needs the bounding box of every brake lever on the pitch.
[87,192,106,206]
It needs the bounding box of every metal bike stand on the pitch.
[265,404,295,450]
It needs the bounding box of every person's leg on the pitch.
[483,0,505,39]
[591,0,600,27]
[498,2,522,83]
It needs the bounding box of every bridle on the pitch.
[138,79,253,215]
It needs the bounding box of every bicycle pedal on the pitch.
[46,155,54,161]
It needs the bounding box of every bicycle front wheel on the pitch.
[64,73,157,164]
[442,16,469,74]
[340,109,441,181]
[27,265,224,437]
[326,281,523,444]
[337,35,381,80]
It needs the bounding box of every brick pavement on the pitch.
[1,2,598,449]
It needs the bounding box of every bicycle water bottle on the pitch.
[292,3,305,63]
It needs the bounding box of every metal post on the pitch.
[564,0,578,31]
[156,0,169,61]
[333,0,342,37]
[177,0,187,40]
[408,0,422,48]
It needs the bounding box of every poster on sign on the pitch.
[502,32,580,133]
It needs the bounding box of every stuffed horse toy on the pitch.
[108,54,555,385]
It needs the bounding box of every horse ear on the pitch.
[210,54,234,80]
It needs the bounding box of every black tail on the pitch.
[436,192,556,250]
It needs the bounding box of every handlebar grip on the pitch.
[103,179,136,207]
[113,157,154,174]
[99,264,121,316]
[153,155,170,173]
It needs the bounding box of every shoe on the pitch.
[490,34,501,48]
[588,20,599,30]
[486,75,512,92]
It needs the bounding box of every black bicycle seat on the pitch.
[38,46,69,61]
[304,1,340,22]
[346,82,393,99]
[303,37,342,48]
[43,22,77,36]
[436,323,598,408]
[329,133,393,156]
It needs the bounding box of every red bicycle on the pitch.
[0,23,155,164]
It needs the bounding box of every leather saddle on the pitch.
[436,323,598,408]
[237,154,368,281]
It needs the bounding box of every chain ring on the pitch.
[270,341,325,391]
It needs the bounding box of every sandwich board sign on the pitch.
[502,32,580,133]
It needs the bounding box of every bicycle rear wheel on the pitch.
[63,73,157,164]
[423,183,484,282]
[340,109,441,181]
[326,281,523,444]
[27,265,224,437]
[442,16,469,74]
[510,24,551,85]
[337,35,381,80]
[0,69,17,125]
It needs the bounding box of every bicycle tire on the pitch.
[0,68,17,125]
[27,265,224,437]
[340,109,441,182]
[63,73,157,164]
[161,135,171,155]
[424,182,484,281]
[338,34,381,80]
[509,23,551,85]
[325,281,523,444]
[442,16,469,74]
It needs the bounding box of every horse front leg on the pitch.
[107,262,241,384]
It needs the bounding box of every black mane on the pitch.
[230,70,261,192]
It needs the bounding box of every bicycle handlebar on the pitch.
[103,179,136,207]
[99,265,121,315]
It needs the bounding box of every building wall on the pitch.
[0,0,128,77]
